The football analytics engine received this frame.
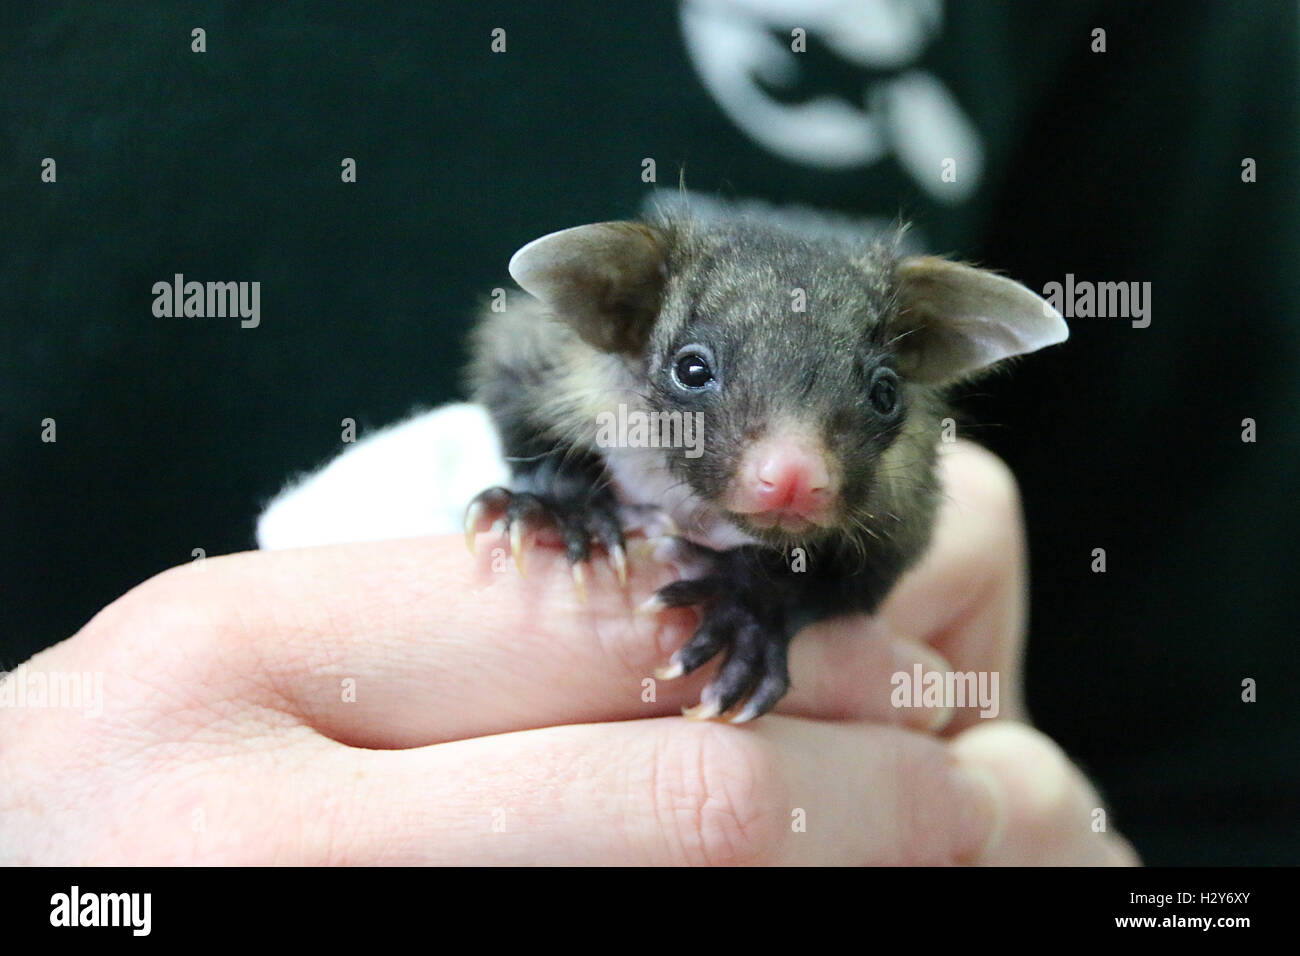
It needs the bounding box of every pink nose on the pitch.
[729,440,836,521]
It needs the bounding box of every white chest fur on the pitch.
[600,444,758,551]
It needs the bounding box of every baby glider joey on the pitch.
[465,206,1067,722]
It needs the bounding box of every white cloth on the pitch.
[256,403,509,550]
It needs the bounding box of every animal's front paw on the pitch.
[644,555,793,723]
[465,486,626,597]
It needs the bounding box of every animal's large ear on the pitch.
[508,222,667,354]
[891,256,1068,385]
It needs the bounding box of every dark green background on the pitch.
[3,1,1296,864]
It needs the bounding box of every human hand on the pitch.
[0,440,1135,865]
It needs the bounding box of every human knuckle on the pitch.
[955,441,1023,527]
[77,562,252,677]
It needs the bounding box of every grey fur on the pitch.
[466,204,1066,719]
[472,204,1066,554]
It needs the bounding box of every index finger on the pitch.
[93,444,1024,745]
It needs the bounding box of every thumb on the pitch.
[951,721,1140,866]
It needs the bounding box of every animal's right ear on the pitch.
[508,222,667,354]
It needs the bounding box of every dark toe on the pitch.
[730,640,791,722]
[670,606,742,676]
[654,577,721,608]
[706,622,769,715]
[555,508,593,565]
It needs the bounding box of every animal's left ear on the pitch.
[890,256,1068,385]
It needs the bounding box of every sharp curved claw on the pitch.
[636,594,666,616]
[609,543,628,588]
[464,501,483,554]
[727,702,761,725]
[571,561,587,603]
[654,657,684,681]
[510,521,526,576]
[682,698,723,721]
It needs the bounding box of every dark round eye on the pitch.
[672,347,715,389]
[869,367,900,416]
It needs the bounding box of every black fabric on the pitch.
[3,1,1295,864]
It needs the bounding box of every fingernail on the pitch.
[948,763,1004,864]
[891,640,956,732]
